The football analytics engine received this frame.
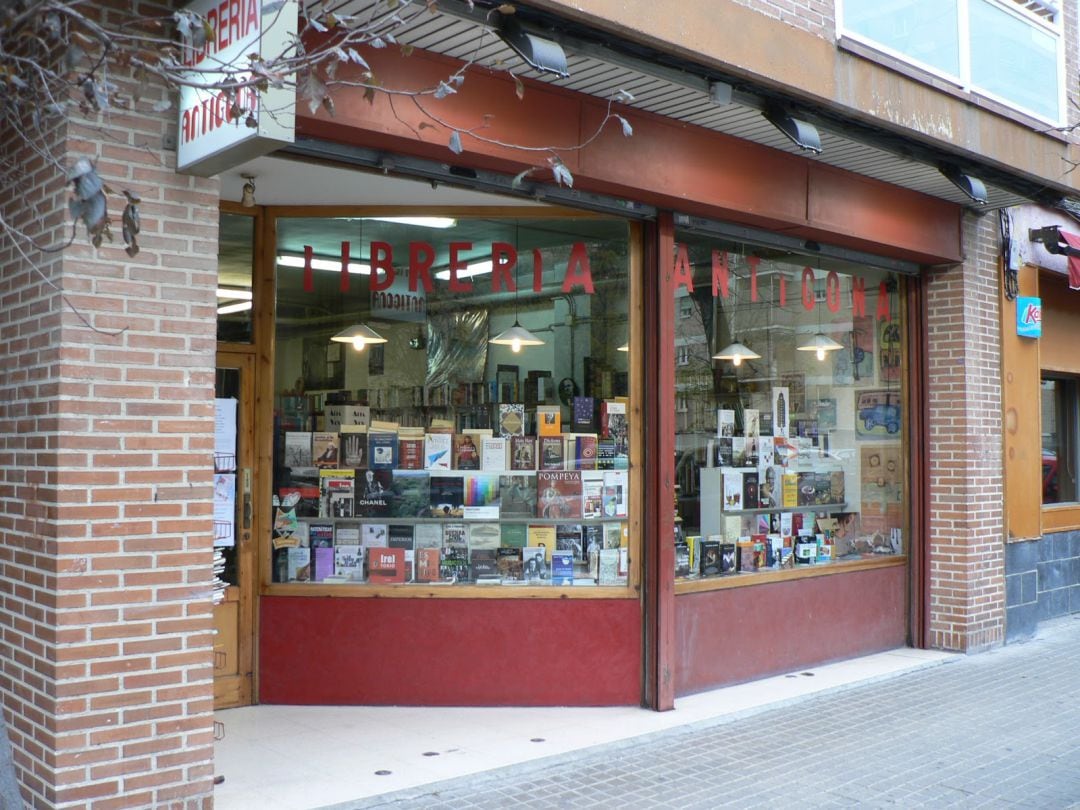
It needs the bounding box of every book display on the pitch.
[272,396,633,588]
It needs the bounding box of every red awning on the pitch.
[1059,230,1080,289]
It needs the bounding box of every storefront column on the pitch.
[644,215,676,710]
[0,86,219,806]
[925,212,1006,652]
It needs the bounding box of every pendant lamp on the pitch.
[490,228,544,353]
[712,340,760,367]
[331,323,387,352]
[796,332,844,361]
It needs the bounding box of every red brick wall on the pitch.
[735,0,833,36]
[0,49,219,810]
[925,213,1006,652]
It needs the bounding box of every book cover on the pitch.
[526,525,556,559]
[567,433,598,471]
[538,436,565,470]
[468,523,501,550]
[522,546,549,582]
[389,470,430,518]
[830,470,845,504]
[312,546,335,582]
[602,470,629,519]
[442,522,468,548]
[498,403,526,437]
[602,400,629,465]
[583,525,604,556]
[499,474,537,518]
[555,523,584,560]
[308,521,334,548]
[742,471,759,512]
[361,523,388,550]
[509,436,536,470]
[719,542,737,574]
[355,469,392,517]
[414,523,443,549]
[324,404,348,432]
[598,548,622,585]
[500,522,528,548]
[675,542,691,577]
[439,545,469,582]
[759,465,780,509]
[723,470,744,511]
[367,547,406,584]
[312,431,340,468]
[463,473,500,519]
[469,548,500,581]
[398,437,425,470]
[452,433,481,470]
[424,432,453,471]
[286,547,311,582]
[596,438,616,470]
[713,438,734,467]
[571,396,596,432]
[334,523,360,546]
[537,405,562,436]
[319,469,355,519]
[602,521,623,550]
[480,436,508,471]
[415,547,442,583]
[744,408,760,437]
[284,432,313,467]
[388,523,415,550]
[782,472,799,508]
[737,539,757,572]
[344,404,370,427]
[537,471,583,519]
[368,431,398,470]
[717,408,736,437]
[550,551,575,585]
[700,539,721,575]
[797,471,816,507]
[731,437,747,467]
[333,545,363,581]
[582,472,604,519]
[429,475,465,518]
[278,484,319,518]
[496,547,523,581]
[340,426,368,468]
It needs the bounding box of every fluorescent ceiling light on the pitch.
[218,301,253,315]
[217,288,253,300]
[366,217,457,228]
[435,260,493,281]
[277,255,371,274]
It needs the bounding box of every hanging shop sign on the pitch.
[176,0,296,176]
[1016,296,1042,338]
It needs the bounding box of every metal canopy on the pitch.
[323,0,1039,210]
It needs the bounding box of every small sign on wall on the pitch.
[1016,296,1042,338]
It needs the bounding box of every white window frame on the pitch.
[836,0,1065,126]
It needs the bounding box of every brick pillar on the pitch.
[0,69,219,807]
[925,212,1006,652]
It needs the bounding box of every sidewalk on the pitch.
[214,642,955,809]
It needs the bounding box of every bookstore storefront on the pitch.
[214,21,961,709]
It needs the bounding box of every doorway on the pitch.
[214,350,258,708]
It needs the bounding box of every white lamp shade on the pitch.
[330,323,388,350]
[712,341,761,366]
[796,333,844,353]
[489,323,544,353]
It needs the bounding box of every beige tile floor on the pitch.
[213,646,954,810]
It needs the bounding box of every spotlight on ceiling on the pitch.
[763,108,822,154]
[940,163,988,205]
[496,16,569,78]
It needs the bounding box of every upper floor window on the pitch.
[838,0,1063,124]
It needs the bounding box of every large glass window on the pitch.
[840,0,1062,123]
[217,212,255,343]
[1041,376,1078,504]
[269,213,633,589]
[672,232,907,579]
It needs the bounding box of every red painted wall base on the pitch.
[259,596,643,706]
[675,566,908,695]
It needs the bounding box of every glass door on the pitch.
[213,350,257,708]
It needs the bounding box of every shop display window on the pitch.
[671,231,907,580]
[269,213,634,588]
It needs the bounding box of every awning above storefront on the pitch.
[321,0,1039,210]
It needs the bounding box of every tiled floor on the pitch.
[213,646,954,810]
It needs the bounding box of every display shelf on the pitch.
[718,502,848,516]
[674,554,906,593]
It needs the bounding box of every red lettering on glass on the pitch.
[340,241,350,293]
[672,243,694,293]
[826,270,841,313]
[712,251,729,299]
[491,242,517,292]
[408,242,434,293]
[876,281,890,321]
[303,245,313,293]
[448,241,473,293]
[801,266,815,310]
[369,241,394,292]
[561,242,595,293]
